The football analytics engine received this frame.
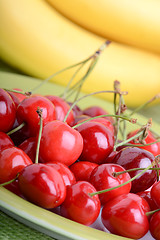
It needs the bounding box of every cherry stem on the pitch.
[35,108,43,164]
[7,122,26,136]
[146,208,160,217]
[89,158,159,197]
[72,114,136,129]
[114,128,145,151]
[31,40,111,93]
[0,173,19,187]
[113,167,160,177]
[3,88,31,96]
[117,139,160,148]
[129,93,160,117]
[63,90,128,123]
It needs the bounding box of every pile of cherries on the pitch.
[0,87,160,240]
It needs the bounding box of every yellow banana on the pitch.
[0,0,160,107]
[47,0,160,54]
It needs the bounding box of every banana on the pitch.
[47,0,160,54]
[0,0,160,107]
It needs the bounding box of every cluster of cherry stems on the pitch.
[0,85,160,240]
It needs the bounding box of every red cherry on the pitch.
[46,162,76,186]
[103,150,118,163]
[7,90,20,109]
[127,129,160,156]
[18,137,37,162]
[149,210,160,240]
[60,181,101,225]
[137,190,158,211]
[0,132,14,151]
[113,147,157,193]
[11,88,26,102]
[69,161,98,182]
[82,105,114,124]
[4,180,25,199]
[89,163,131,205]
[45,95,74,126]
[18,163,66,209]
[39,120,83,166]
[16,95,56,137]
[0,88,16,132]
[76,121,114,164]
[151,181,160,208]
[101,193,150,239]
[0,146,33,184]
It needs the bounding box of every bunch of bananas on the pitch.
[0,0,160,107]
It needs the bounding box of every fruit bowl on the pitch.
[0,71,159,240]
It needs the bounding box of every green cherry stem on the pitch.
[7,122,26,136]
[89,158,159,197]
[3,88,31,96]
[31,40,111,93]
[63,90,128,123]
[146,208,160,217]
[0,173,19,187]
[72,114,136,129]
[35,108,43,164]
[113,167,160,177]
[129,93,160,117]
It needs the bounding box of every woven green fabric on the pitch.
[0,211,55,240]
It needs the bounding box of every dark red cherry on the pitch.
[0,88,16,132]
[0,131,14,151]
[113,147,157,193]
[0,146,33,184]
[45,95,74,126]
[69,161,98,182]
[18,137,37,162]
[16,95,56,137]
[82,105,114,124]
[60,181,101,225]
[101,193,150,239]
[18,163,66,209]
[76,121,114,164]
[127,129,160,156]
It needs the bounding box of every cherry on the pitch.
[45,95,74,126]
[103,150,118,163]
[0,88,16,132]
[137,190,158,211]
[16,95,56,137]
[18,137,37,162]
[0,132,14,151]
[0,146,33,184]
[39,120,83,166]
[112,147,157,193]
[4,180,25,199]
[67,101,82,117]
[75,121,114,164]
[101,193,150,239]
[127,129,160,156]
[60,181,101,225]
[11,88,27,102]
[82,105,114,124]
[18,163,66,209]
[46,162,76,186]
[7,90,20,109]
[149,210,160,240]
[151,181,160,208]
[69,161,98,182]
[89,163,131,205]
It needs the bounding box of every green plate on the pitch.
[0,71,159,240]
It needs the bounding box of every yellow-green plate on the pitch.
[0,71,159,240]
